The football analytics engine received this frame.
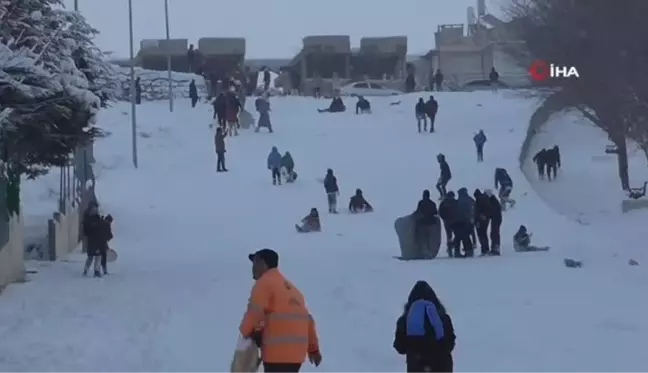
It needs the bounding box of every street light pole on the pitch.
[74,0,78,11]
[164,0,173,112]
[128,0,138,168]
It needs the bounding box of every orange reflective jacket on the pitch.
[239,269,320,364]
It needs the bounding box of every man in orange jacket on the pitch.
[239,249,322,372]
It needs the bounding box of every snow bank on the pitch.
[116,67,208,101]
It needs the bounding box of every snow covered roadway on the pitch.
[1,93,647,371]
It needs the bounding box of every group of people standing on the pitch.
[532,146,561,181]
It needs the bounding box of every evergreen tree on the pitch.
[0,0,116,213]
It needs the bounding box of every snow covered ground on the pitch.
[2,94,647,371]
[523,110,648,262]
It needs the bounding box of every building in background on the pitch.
[421,0,529,89]
[351,36,407,80]
[289,35,351,96]
[138,38,189,72]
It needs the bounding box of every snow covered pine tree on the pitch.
[0,0,116,201]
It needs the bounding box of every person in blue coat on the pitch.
[267,146,282,185]
[473,130,487,162]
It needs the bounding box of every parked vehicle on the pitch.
[339,81,402,97]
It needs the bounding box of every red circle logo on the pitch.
[529,59,550,81]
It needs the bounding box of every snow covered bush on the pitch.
[0,0,116,181]
[117,66,207,101]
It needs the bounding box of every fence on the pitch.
[45,142,96,261]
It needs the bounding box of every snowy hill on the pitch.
[1,94,647,371]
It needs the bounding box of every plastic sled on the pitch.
[394,214,441,259]
[106,248,118,262]
[230,336,261,372]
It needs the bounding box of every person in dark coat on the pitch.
[424,96,439,132]
[187,44,195,72]
[324,168,339,213]
[134,77,142,105]
[415,98,428,132]
[267,146,282,185]
[484,189,502,255]
[436,154,451,199]
[473,189,491,255]
[453,188,475,257]
[473,130,487,162]
[224,91,242,135]
[494,167,515,210]
[433,69,443,91]
[349,188,373,213]
[318,97,346,113]
[438,191,457,256]
[212,92,227,128]
[263,67,271,91]
[355,96,371,114]
[405,72,416,93]
[100,214,114,275]
[457,187,477,247]
[532,148,547,180]
[281,151,296,182]
[545,145,560,181]
[489,67,499,92]
[414,190,438,257]
[393,280,456,372]
[82,203,112,277]
[189,79,198,108]
[214,127,228,172]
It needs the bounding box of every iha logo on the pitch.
[528,59,579,81]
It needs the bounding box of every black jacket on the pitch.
[324,174,339,194]
[349,195,372,212]
[425,99,438,116]
[415,198,438,225]
[83,213,112,255]
[438,197,457,223]
[394,312,456,372]
[439,161,451,181]
[474,193,491,222]
[415,101,426,116]
[489,196,502,222]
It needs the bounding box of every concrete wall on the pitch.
[303,35,351,53]
[0,215,25,289]
[359,36,407,55]
[437,49,491,86]
[198,38,245,55]
[139,38,188,56]
[47,202,81,261]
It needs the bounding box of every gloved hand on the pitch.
[308,350,322,366]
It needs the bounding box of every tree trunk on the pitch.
[613,135,630,190]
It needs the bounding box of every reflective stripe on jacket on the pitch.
[239,269,320,363]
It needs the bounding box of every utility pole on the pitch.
[74,0,78,11]
[128,0,138,168]
[164,0,173,112]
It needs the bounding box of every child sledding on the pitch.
[296,208,321,233]
[349,189,373,213]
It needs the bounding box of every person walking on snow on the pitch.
[82,203,112,277]
[214,127,228,172]
[489,67,499,92]
[240,249,322,372]
[413,190,439,258]
[473,189,491,255]
[267,146,282,185]
[484,189,502,255]
[393,280,456,372]
[438,191,457,256]
[473,130,486,162]
[323,168,339,213]
[494,167,515,210]
[436,154,451,199]
[281,151,297,182]
[415,98,428,132]
[189,79,198,108]
[532,148,547,180]
[425,96,439,132]
[255,93,273,132]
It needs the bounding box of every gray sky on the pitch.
[62,0,500,59]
